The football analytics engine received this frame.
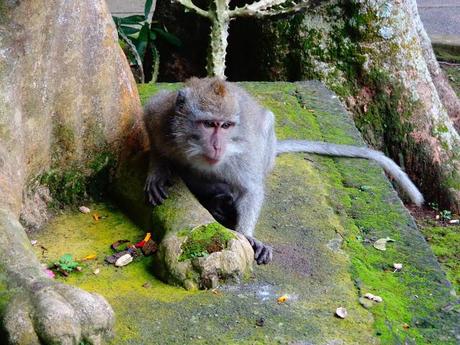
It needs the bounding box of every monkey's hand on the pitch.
[2,280,114,345]
[245,235,273,265]
[144,168,171,206]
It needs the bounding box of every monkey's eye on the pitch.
[202,120,215,128]
[221,122,235,129]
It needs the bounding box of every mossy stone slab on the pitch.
[31,82,459,344]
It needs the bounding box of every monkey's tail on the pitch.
[276,140,424,206]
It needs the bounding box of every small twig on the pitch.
[175,0,211,19]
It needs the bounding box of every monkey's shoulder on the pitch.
[144,90,177,120]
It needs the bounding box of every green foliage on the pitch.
[113,0,180,83]
[55,254,79,273]
[179,223,235,262]
[40,169,87,206]
[440,210,452,221]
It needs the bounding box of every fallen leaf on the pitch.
[92,213,101,221]
[277,295,289,304]
[402,323,410,330]
[373,237,395,251]
[111,239,130,250]
[335,307,347,319]
[142,282,152,288]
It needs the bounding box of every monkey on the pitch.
[143,77,424,265]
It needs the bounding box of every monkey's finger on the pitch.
[257,246,272,265]
[151,187,165,205]
[157,183,168,199]
[254,242,263,260]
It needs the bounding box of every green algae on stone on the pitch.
[38,151,116,207]
[418,223,460,295]
[178,223,235,261]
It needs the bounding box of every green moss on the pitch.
[178,223,235,261]
[39,152,116,207]
[418,224,460,294]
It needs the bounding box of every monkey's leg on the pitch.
[144,156,173,206]
[236,187,273,265]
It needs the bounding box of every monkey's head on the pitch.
[172,78,241,169]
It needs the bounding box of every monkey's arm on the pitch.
[144,150,173,206]
[235,184,273,265]
[276,140,424,206]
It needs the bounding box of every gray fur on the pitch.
[277,140,424,206]
[144,78,424,265]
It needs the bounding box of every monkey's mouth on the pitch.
[203,156,220,165]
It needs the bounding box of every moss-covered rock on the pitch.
[25,82,458,344]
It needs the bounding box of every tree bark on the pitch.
[0,1,142,343]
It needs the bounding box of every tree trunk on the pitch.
[0,1,142,343]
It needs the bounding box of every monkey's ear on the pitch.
[212,80,227,97]
[176,88,189,107]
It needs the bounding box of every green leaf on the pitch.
[120,25,140,36]
[117,15,145,25]
[144,0,154,19]
[151,28,181,47]
[135,23,150,59]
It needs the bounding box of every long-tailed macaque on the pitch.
[144,78,424,265]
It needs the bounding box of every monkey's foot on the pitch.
[245,236,273,265]
[144,172,170,206]
[2,280,114,345]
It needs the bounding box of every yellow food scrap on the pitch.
[82,254,97,261]
[143,232,152,242]
[277,295,288,304]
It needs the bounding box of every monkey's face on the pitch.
[172,79,241,169]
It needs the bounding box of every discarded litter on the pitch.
[135,232,152,248]
[81,254,97,261]
[142,239,158,256]
[115,253,133,267]
[277,295,289,304]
